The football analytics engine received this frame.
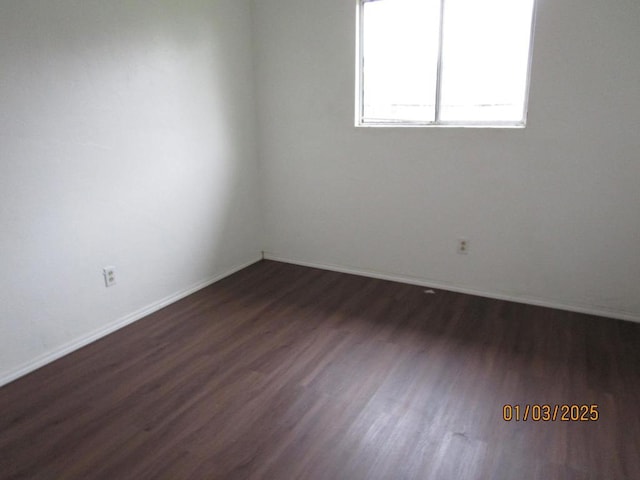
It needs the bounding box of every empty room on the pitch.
[1,0,639,479]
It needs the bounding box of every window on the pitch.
[356,0,537,127]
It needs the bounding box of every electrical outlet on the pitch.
[103,266,117,287]
[457,238,469,255]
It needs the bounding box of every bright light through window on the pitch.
[357,0,536,126]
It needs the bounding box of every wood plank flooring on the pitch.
[1,260,639,479]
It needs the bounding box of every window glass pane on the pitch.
[439,0,534,123]
[362,0,441,123]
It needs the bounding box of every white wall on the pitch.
[253,0,640,321]
[0,0,262,384]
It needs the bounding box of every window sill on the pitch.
[355,122,526,129]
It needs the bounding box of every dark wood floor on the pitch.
[1,260,639,480]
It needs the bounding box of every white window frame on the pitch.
[355,0,538,128]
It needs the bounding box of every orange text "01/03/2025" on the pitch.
[502,404,599,422]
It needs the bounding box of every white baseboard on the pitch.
[264,253,640,324]
[0,255,262,388]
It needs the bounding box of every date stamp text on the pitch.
[502,404,599,422]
